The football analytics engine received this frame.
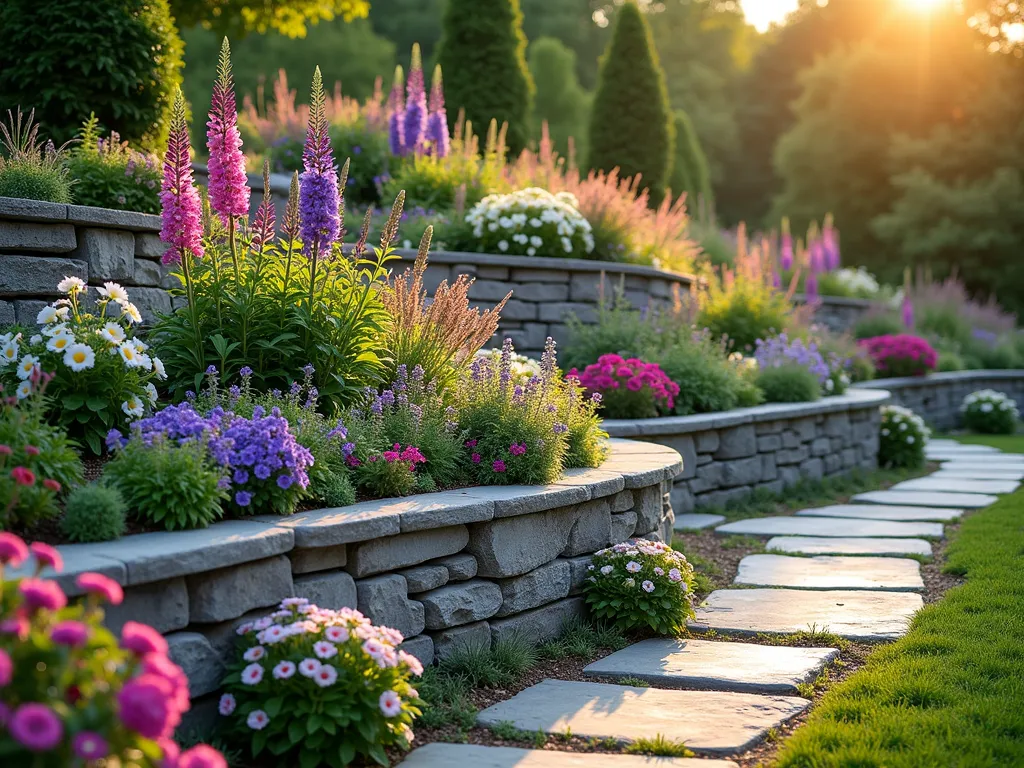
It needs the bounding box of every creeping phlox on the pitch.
[961,389,1019,435]
[571,353,679,419]
[465,187,595,258]
[879,404,930,469]
[0,278,165,453]
[221,597,421,766]
[584,539,696,636]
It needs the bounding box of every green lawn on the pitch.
[773,489,1024,767]
[951,433,1024,453]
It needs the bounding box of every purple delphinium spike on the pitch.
[299,67,341,259]
[779,217,794,271]
[902,296,914,329]
[251,159,275,254]
[403,45,427,156]
[427,64,450,158]
[822,214,840,270]
[388,65,406,157]
[206,38,250,225]
[160,90,204,266]
[809,238,825,274]
[805,274,819,301]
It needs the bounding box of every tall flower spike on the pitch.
[822,213,840,271]
[353,208,372,259]
[403,44,427,155]
[250,159,275,253]
[299,67,341,258]
[779,216,793,272]
[380,190,405,250]
[159,90,204,266]
[206,38,250,224]
[387,65,405,156]
[283,171,300,242]
[427,64,450,158]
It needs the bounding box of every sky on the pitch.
[742,0,803,31]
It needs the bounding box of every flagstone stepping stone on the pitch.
[715,516,943,539]
[582,637,838,694]
[854,490,997,509]
[476,679,809,756]
[794,504,962,522]
[690,588,924,641]
[935,457,1024,469]
[925,444,1000,456]
[766,536,933,558]
[674,513,726,532]
[399,744,740,767]
[932,468,1024,481]
[734,554,923,592]
[925,439,965,449]
[890,477,1019,495]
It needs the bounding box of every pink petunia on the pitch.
[298,658,322,678]
[76,572,124,605]
[0,532,29,566]
[313,664,338,687]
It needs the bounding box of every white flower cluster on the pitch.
[961,389,1019,417]
[880,404,930,445]
[466,187,595,258]
[473,348,542,381]
[832,267,880,296]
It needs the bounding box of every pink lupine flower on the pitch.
[0,648,11,685]
[206,39,250,224]
[160,90,204,266]
[403,44,427,154]
[426,64,450,158]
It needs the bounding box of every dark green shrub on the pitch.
[61,484,127,543]
[588,1,673,203]
[879,405,928,469]
[649,332,763,415]
[65,116,161,213]
[529,37,591,157]
[0,0,184,149]
[0,109,73,203]
[435,0,534,155]
[961,390,1018,435]
[853,311,904,340]
[756,363,821,403]
[668,109,712,210]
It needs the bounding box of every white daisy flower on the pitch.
[42,323,67,338]
[1,340,19,364]
[36,306,59,325]
[118,342,141,367]
[16,355,39,381]
[121,396,144,418]
[57,276,86,294]
[63,343,95,372]
[54,306,70,320]
[152,356,167,380]
[144,382,159,404]
[121,303,143,325]
[29,335,42,345]
[98,322,126,344]
[46,332,75,354]
[98,282,129,304]
[16,380,32,399]
[497,240,509,252]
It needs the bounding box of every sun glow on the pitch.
[902,0,949,12]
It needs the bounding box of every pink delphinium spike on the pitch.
[250,159,276,253]
[206,38,250,225]
[387,65,405,157]
[298,66,341,258]
[427,64,450,158]
[160,90,204,266]
[403,44,427,155]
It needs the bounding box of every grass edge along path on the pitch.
[771,487,1024,768]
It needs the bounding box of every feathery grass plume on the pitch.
[250,159,275,254]
[206,38,250,225]
[299,66,341,259]
[427,64,450,158]
[382,224,510,390]
[380,190,406,250]
[282,171,300,242]
[404,44,427,154]
[388,65,406,156]
[159,90,204,266]
[0,107,74,203]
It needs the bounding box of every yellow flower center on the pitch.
[73,351,87,364]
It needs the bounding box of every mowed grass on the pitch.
[951,433,1024,453]
[773,489,1024,767]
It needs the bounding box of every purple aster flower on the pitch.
[206,38,250,224]
[9,703,63,751]
[403,45,427,155]
[299,67,341,259]
[902,296,914,329]
[233,469,249,484]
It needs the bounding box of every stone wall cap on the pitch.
[854,370,1024,388]
[793,293,875,308]
[66,205,162,231]
[0,196,69,222]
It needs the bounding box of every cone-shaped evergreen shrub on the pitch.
[436,0,534,155]
[587,1,673,204]
[669,109,713,212]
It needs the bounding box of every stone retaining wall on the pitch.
[852,370,1024,431]
[796,294,875,335]
[0,197,693,358]
[12,440,682,718]
[603,390,889,513]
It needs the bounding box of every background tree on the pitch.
[521,0,609,88]
[170,0,370,38]
[528,37,591,158]
[435,0,535,154]
[587,0,673,203]
[368,0,444,69]
[668,109,713,213]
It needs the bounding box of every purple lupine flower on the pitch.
[206,39,250,225]
[159,91,204,266]
[809,239,825,274]
[387,65,406,156]
[779,217,793,271]
[822,215,840,270]
[299,67,341,258]
[902,296,914,329]
[805,274,819,301]
[426,64,450,158]
[403,45,427,155]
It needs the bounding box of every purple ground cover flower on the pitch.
[754,332,833,385]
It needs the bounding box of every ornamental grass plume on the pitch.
[427,64,450,158]
[206,38,250,227]
[403,44,427,155]
[159,90,203,267]
[387,65,406,156]
[298,66,341,261]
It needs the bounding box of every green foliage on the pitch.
[536,616,628,660]
[879,405,929,470]
[442,634,537,688]
[624,735,694,758]
[668,110,713,210]
[172,0,370,38]
[0,0,183,149]
[588,1,673,203]
[697,267,793,353]
[0,109,73,204]
[562,294,669,373]
[584,539,696,636]
[61,483,127,543]
[853,311,904,341]
[961,390,1019,435]
[756,363,821,404]
[563,384,608,470]
[435,0,535,155]
[66,116,161,213]
[104,438,227,531]
[528,37,591,158]
[650,330,763,415]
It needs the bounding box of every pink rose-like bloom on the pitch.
[218,693,236,716]
[362,638,385,658]
[51,620,89,647]
[247,710,270,730]
[119,675,173,739]
[398,650,424,677]
[76,572,124,604]
[0,648,12,686]
[122,621,169,656]
[11,466,35,486]
[0,532,29,566]
[241,662,264,685]
[29,542,63,572]
[273,660,297,679]
[42,478,61,493]
[179,744,228,768]
[313,640,338,659]
[10,703,63,751]
[20,578,67,612]
[158,738,180,768]
[0,444,11,455]
[73,731,109,760]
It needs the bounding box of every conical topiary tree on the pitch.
[435,0,534,155]
[587,1,673,204]
[669,109,713,213]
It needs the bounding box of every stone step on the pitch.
[924,439,965,449]
[931,468,1024,481]
[853,490,997,509]
[476,679,809,756]
[924,445,1001,458]
[674,513,726,532]
[766,536,933,558]
[399,744,740,767]
[890,477,1019,495]
[734,554,923,592]
[715,516,944,540]
[794,504,962,522]
[690,588,923,642]
[935,457,1024,471]
[582,637,838,695]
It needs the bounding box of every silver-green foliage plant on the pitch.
[879,405,930,469]
[0,108,73,203]
[60,483,127,543]
[584,539,696,636]
[961,389,1019,435]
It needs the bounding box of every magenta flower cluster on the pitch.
[371,443,427,471]
[206,40,250,224]
[572,354,680,413]
[858,334,938,378]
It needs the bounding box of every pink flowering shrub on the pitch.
[357,443,428,497]
[571,354,680,419]
[858,334,938,378]
[220,597,422,767]
[584,539,696,636]
[0,533,224,767]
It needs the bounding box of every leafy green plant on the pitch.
[961,389,1018,435]
[66,115,161,213]
[60,483,127,543]
[624,734,694,758]
[584,539,696,636]
[756,363,822,403]
[879,405,929,470]
[853,311,904,341]
[103,436,227,531]
[0,108,73,203]
[652,330,764,415]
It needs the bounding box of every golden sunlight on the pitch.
[901,0,949,11]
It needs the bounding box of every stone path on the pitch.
[890,477,1020,495]
[734,554,923,592]
[793,504,962,522]
[931,453,1024,466]
[715,516,944,539]
[674,513,726,532]
[766,536,933,558]
[400,744,740,767]
[853,489,997,509]
[931,468,1024,480]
